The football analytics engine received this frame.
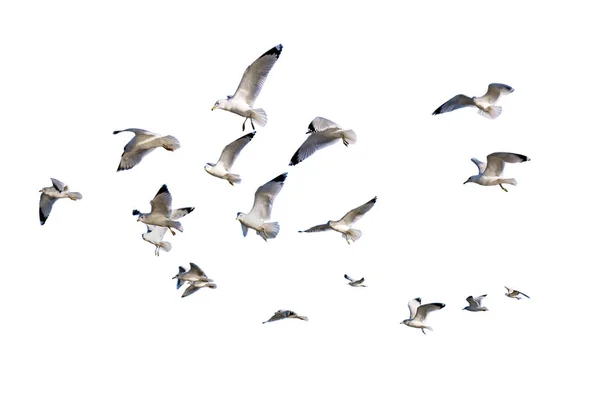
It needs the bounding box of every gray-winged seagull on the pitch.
[464,152,530,192]
[134,184,187,235]
[432,83,514,119]
[344,274,367,287]
[113,128,180,171]
[39,178,82,225]
[205,131,255,185]
[505,286,530,300]
[463,295,489,312]
[400,297,445,335]
[262,310,308,324]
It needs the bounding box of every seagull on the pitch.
[463,295,489,312]
[113,128,180,171]
[432,83,514,119]
[236,172,287,241]
[505,286,530,300]
[182,281,218,298]
[142,207,194,256]
[344,274,367,287]
[298,196,377,244]
[172,263,217,298]
[133,184,186,235]
[289,117,357,166]
[262,310,308,324]
[400,297,445,335]
[464,152,530,192]
[205,131,255,185]
[39,178,83,225]
[212,44,283,131]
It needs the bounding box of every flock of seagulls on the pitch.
[38,43,531,331]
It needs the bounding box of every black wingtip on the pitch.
[113,130,122,135]
[181,207,195,214]
[435,303,446,309]
[262,44,283,59]
[371,196,378,203]
[244,131,256,140]
[415,297,421,302]
[517,154,530,162]
[156,184,169,195]
[289,151,301,166]
[432,107,442,116]
[272,172,287,183]
[132,209,141,216]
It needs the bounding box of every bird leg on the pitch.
[250,119,255,130]
[242,118,246,131]
[499,183,508,192]
[169,227,177,236]
[229,180,235,186]
[421,328,427,335]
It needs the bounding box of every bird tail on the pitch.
[170,221,183,233]
[344,228,362,243]
[67,192,82,200]
[158,241,172,253]
[250,108,267,127]
[478,105,502,119]
[258,222,280,241]
[226,173,242,185]
[501,178,517,186]
[159,135,181,151]
[340,129,357,146]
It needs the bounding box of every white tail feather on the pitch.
[160,135,181,151]
[345,228,362,242]
[226,173,241,185]
[67,192,83,200]
[159,241,172,252]
[478,105,502,119]
[250,108,267,127]
[341,129,357,146]
[258,222,280,240]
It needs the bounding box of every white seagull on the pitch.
[113,128,180,171]
[505,286,530,300]
[205,131,255,185]
[212,44,283,131]
[133,184,186,235]
[142,207,195,256]
[432,83,514,119]
[39,178,83,225]
[289,117,357,166]
[172,263,216,298]
[400,297,445,335]
[463,294,489,312]
[236,172,287,241]
[464,152,530,192]
[344,274,367,287]
[262,310,308,324]
[298,196,377,244]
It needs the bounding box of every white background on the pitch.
[1,1,599,398]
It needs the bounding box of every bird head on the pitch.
[211,100,222,111]
[204,163,215,172]
[400,319,409,326]
[463,176,476,185]
[327,220,333,227]
[236,212,243,221]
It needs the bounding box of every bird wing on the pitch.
[150,184,173,217]
[408,298,421,319]
[182,284,201,298]
[466,296,478,308]
[298,223,331,233]
[518,291,530,299]
[232,44,283,107]
[470,158,486,174]
[39,193,58,225]
[474,294,487,306]
[50,178,66,192]
[170,207,195,220]
[118,148,154,171]
[306,116,341,133]
[289,131,341,166]
[344,274,354,282]
[354,278,365,285]
[432,94,475,115]
[264,310,287,323]
[143,224,168,243]
[218,132,256,169]
[484,153,529,177]
[339,197,377,226]
[479,83,514,105]
[240,221,249,237]
[188,263,208,279]
[249,173,287,220]
[414,303,445,322]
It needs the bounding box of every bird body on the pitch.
[344,274,367,287]
[464,152,530,192]
[505,286,530,300]
[432,83,514,119]
[263,310,308,324]
[114,128,180,171]
[463,294,488,312]
[39,178,82,225]
[205,131,255,185]
[400,297,445,335]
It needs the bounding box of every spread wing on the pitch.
[414,303,445,322]
[408,298,421,319]
[306,116,341,133]
[39,193,58,225]
[50,178,66,192]
[470,158,486,174]
[232,44,283,107]
[484,153,529,177]
[150,184,172,217]
[473,294,487,306]
[118,148,155,171]
[170,207,194,220]
[249,173,287,220]
[339,197,377,226]
[298,224,331,233]
[289,132,341,166]
[344,274,354,282]
[466,296,478,308]
[432,94,475,115]
[263,310,288,323]
[218,132,255,169]
[182,284,201,298]
[143,224,168,243]
[479,83,514,105]
[188,263,209,280]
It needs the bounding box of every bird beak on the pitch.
[463,180,469,184]
[211,105,217,111]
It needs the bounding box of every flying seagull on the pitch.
[432,83,514,119]
[262,310,308,324]
[133,184,185,235]
[212,44,283,131]
[298,196,377,244]
[113,128,180,171]
[237,172,287,241]
[172,263,216,298]
[205,131,255,185]
[289,117,357,166]
[400,297,445,335]
[505,286,530,300]
[39,178,83,225]
[464,152,530,192]
[142,207,195,256]
[344,274,367,287]
[463,294,489,312]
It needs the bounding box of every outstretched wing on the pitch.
[170,207,194,220]
[249,173,287,220]
[50,178,66,192]
[188,263,208,279]
[150,184,173,217]
[470,158,486,174]
[344,274,354,282]
[339,197,377,226]
[479,83,514,105]
[432,94,475,115]
[218,132,256,169]
[473,294,487,306]
[39,193,58,225]
[484,152,529,177]
[298,224,331,233]
[408,297,422,319]
[414,303,445,322]
[289,132,341,166]
[306,116,341,133]
[232,44,283,107]
[466,296,478,308]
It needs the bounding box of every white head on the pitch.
[236,212,244,221]
[211,100,224,111]
[204,162,215,172]
[464,175,478,185]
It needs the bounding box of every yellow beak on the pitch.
[211,105,217,111]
